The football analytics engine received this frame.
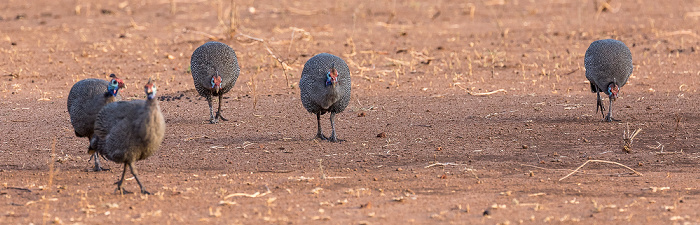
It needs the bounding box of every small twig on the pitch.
[256,170,294,173]
[622,122,642,153]
[264,45,292,88]
[169,0,176,14]
[318,159,326,179]
[563,68,580,75]
[43,137,56,224]
[235,33,292,88]
[426,162,480,181]
[425,162,469,168]
[236,33,264,42]
[182,28,219,40]
[6,187,32,192]
[520,164,578,172]
[468,89,506,96]
[182,135,209,141]
[559,160,643,181]
[521,164,630,176]
[223,186,271,199]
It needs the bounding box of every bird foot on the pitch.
[217,113,229,121]
[329,138,345,143]
[603,115,620,122]
[328,135,345,143]
[92,166,110,172]
[140,189,152,195]
[315,133,328,140]
[114,187,133,195]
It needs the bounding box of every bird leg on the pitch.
[87,134,108,172]
[216,94,229,122]
[595,88,606,118]
[315,112,327,140]
[90,152,109,172]
[128,162,151,195]
[114,163,132,195]
[328,112,344,143]
[207,95,218,124]
[604,97,620,122]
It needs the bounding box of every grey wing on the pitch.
[100,120,133,162]
[67,79,109,137]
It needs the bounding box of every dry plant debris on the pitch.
[559,160,643,181]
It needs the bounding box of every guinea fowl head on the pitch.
[211,71,222,94]
[325,67,338,86]
[607,78,620,99]
[145,78,157,100]
[109,74,126,89]
[107,74,126,96]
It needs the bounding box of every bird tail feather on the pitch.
[589,82,598,93]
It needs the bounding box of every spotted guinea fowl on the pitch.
[584,39,633,122]
[299,53,351,142]
[190,41,240,124]
[67,74,125,172]
[90,78,165,194]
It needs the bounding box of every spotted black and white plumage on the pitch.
[299,53,351,142]
[90,78,165,194]
[190,41,240,124]
[67,74,125,171]
[584,39,633,122]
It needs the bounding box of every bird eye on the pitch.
[111,80,118,85]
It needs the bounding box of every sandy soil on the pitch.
[1,0,699,224]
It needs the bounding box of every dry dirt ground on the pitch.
[1,0,700,224]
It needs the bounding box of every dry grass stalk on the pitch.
[264,45,291,87]
[251,65,259,110]
[42,137,57,225]
[182,28,219,40]
[622,123,642,153]
[466,3,475,19]
[223,185,271,199]
[170,0,176,14]
[318,159,326,179]
[467,89,506,96]
[236,33,293,88]
[287,6,321,16]
[654,115,685,154]
[559,160,643,181]
[228,0,237,38]
[216,0,223,23]
[595,0,620,19]
[385,57,410,66]
[425,162,469,168]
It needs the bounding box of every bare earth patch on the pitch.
[1,0,699,224]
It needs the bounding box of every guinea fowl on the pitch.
[584,39,633,122]
[67,74,125,171]
[90,78,165,194]
[299,53,351,142]
[190,41,240,123]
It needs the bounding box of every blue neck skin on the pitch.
[107,85,119,97]
[325,71,333,86]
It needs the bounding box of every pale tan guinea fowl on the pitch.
[90,78,165,194]
[67,74,125,171]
